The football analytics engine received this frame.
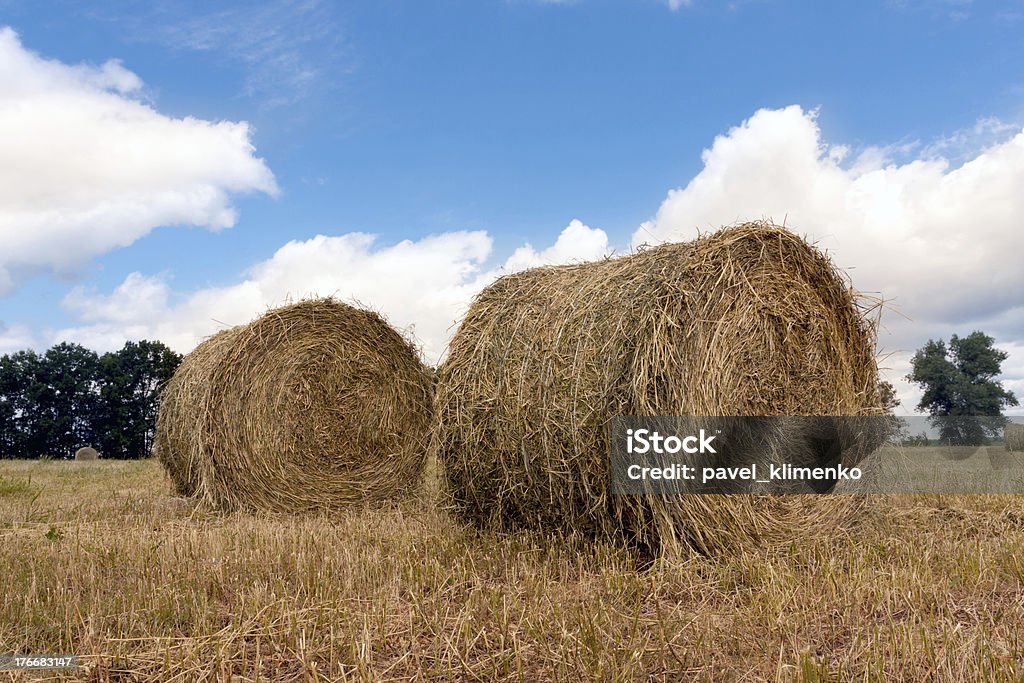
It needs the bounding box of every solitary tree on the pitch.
[907,331,1018,445]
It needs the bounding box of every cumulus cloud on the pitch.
[0,27,277,296]
[0,322,35,354]
[636,105,1024,412]
[55,221,610,364]
[16,87,1023,413]
[999,341,1024,413]
[503,219,610,271]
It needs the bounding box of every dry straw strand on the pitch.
[433,222,884,555]
[154,298,434,511]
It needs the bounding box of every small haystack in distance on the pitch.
[154,298,434,512]
[1006,423,1024,452]
[434,222,883,555]
[74,447,100,461]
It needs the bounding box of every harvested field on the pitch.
[1,458,1022,681]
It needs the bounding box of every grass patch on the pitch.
[0,474,35,496]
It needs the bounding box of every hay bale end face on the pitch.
[74,447,99,461]
[154,298,434,512]
[434,222,883,554]
[1006,424,1024,452]
[153,329,239,497]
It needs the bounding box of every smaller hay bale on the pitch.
[154,298,435,512]
[1006,423,1024,452]
[74,447,99,461]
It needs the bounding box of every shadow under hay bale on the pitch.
[433,222,884,555]
[74,447,100,461]
[934,445,985,462]
[154,298,434,512]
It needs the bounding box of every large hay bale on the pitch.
[154,298,434,511]
[1006,423,1024,452]
[153,329,239,497]
[74,447,99,461]
[434,222,883,554]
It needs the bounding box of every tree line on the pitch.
[0,341,181,459]
[0,330,1016,457]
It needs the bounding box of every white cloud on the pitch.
[921,116,1020,161]
[636,105,1024,413]
[0,322,35,354]
[1000,341,1024,416]
[502,219,610,271]
[55,221,609,365]
[62,272,173,325]
[14,88,1023,414]
[0,27,277,296]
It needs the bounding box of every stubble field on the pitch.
[1,457,1023,681]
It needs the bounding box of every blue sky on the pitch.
[1,0,1023,411]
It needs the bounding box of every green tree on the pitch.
[907,331,1018,445]
[2,349,49,458]
[39,343,101,457]
[0,354,26,457]
[0,345,100,458]
[94,341,182,459]
[878,380,900,413]
[0,340,180,459]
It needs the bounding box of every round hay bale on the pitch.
[153,329,240,497]
[155,298,434,512]
[434,222,883,555]
[74,447,99,461]
[1005,423,1024,452]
